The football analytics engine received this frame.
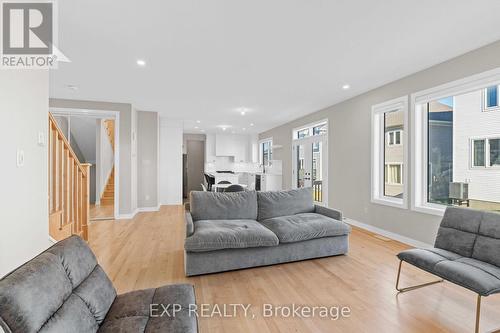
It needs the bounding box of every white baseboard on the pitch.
[344,217,432,249]
[116,205,161,220]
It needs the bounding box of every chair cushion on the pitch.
[434,207,482,257]
[190,190,258,221]
[397,248,462,273]
[259,213,350,243]
[184,219,279,252]
[433,258,500,296]
[257,188,315,221]
[472,210,500,267]
[99,284,197,333]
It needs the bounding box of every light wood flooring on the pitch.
[88,205,500,333]
[90,204,114,220]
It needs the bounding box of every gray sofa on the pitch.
[397,206,500,333]
[184,188,351,276]
[0,236,198,333]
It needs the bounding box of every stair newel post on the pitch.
[81,163,92,241]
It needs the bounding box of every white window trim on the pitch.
[482,85,500,112]
[411,67,500,216]
[386,129,403,146]
[371,96,409,209]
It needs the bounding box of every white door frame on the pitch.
[50,107,120,219]
[291,133,328,205]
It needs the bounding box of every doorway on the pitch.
[292,135,328,205]
[50,108,120,220]
[184,139,205,198]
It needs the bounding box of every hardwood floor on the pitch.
[89,203,114,220]
[88,206,500,333]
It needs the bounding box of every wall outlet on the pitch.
[16,149,25,167]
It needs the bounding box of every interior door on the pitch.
[293,137,327,204]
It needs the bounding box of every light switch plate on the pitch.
[16,149,25,167]
[38,131,45,146]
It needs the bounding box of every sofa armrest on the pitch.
[185,212,195,238]
[315,205,343,221]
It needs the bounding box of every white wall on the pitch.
[159,118,183,205]
[137,111,159,208]
[98,119,114,199]
[0,70,51,277]
[454,90,500,202]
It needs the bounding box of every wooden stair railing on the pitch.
[48,113,90,242]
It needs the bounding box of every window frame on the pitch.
[483,85,500,112]
[259,137,273,166]
[371,96,409,209]
[292,120,328,140]
[471,138,486,168]
[411,67,500,216]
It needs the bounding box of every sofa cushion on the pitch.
[99,284,197,333]
[257,188,315,221]
[190,191,258,221]
[259,213,350,243]
[434,207,482,257]
[397,248,462,273]
[185,219,279,252]
[0,236,117,333]
[433,258,500,296]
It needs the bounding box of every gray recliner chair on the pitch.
[396,206,500,333]
[0,236,198,333]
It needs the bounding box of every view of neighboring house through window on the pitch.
[485,85,499,109]
[371,96,408,208]
[425,85,500,211]
[384,110,404,198]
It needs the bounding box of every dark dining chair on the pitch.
[204,173,215,191]
[224,184,245,192]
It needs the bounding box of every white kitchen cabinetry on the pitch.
[205,134,216,163]
[215,134,248,162]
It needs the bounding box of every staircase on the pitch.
[104,119,114,152]
[48,113,90,241]
[100,168,114,205]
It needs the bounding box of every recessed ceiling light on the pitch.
[136,59,146,67]
[196,120,201,124]
[241,111,246,116]
[222,127,227,131]
[342,84,350,90]
[250,123,254,126]
[194,126,199,129]
[242,128,246,131]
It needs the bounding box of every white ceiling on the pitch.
[50,0,500,134]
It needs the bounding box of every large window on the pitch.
[413,70,500,215]
[371,96,408,208]
[259,139,273,166]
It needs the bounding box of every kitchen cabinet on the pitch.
[215,134,248,162]
[205,134,216,163]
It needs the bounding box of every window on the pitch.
[472,139,486,167]
[413,69,500,215]
[387,130,402,146]
[385,163,403,185]
[490,139,500,166]
[259,139,273,165]
[371,96,408,208]
[484,86,499,110]
[293,121,327,139]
